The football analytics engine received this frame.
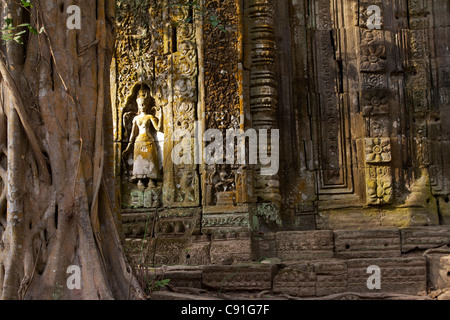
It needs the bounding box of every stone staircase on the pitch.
[125,226,450,299]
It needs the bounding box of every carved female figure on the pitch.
[123,90,161,184]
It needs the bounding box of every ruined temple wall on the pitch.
[429,0,450,223]
[114,0,450,258]
[280,0,450,230]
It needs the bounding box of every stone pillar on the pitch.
[248,0,282,226]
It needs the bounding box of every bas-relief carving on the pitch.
[366,166,393,205]
[357,2,394,206]
[361,90,389,116]
[309,0,354,196]
[364,138,391,164]
[202,0,243,209]
[115,0,448,246]
[203,164,255,207]
[360,45,386,72]
[123,89,162,182]
[123,86,164,209]
[115,0,257,255]
[115,1,200,210]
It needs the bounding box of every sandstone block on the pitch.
[313,260,348,296]
[334,229,401,258]
[276,231,334,260]
[210,238,252,265]
[202,265,276,291]
[400,226,450,253]
[273,263,316,297]
[347,257,426,295]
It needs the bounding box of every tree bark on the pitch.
[0,0,144,300]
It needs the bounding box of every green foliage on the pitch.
[143,274,171,295]
[1,20,42,44]
[52,282,64,300]
[1,1,43,44]
[21,0,33,8]
[153,278,170,289]
[164,0,227,33]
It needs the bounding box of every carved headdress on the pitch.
[137,89,148,100]
[136,88,155,110]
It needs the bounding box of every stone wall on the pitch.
[113,0,450,264]
[130,226,450,298]
[280,0,450,229]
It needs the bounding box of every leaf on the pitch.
[29,27,38,35]
[21,0,33,8]
[13,36,24,44]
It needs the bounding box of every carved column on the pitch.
[358,1,394,206]
[401,0,436,213]
[248,0,281,206]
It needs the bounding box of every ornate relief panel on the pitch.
[311,0,354,195]
[357,0,394,206]
[201,0,245,208]
[114,0,200,210]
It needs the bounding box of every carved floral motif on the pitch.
[362,90,389,115]
[366,166,393,205]
[365,138,392,164]
[360,45,386,72]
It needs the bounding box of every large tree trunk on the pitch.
[0,0,144,300]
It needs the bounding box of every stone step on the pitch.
[124,225,450,266]
[141,256,431,298]
[125,226,450,298]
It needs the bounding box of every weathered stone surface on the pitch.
[201,206,254,239]
[400,226,450,253]
[316,207,440,231]
[202,265,276,291]
[122,212,156,238]
[150,291,219,300]
[116,5,450,303]
[273,259,347,297]
[115,0,450,250]
[276,231,334,260]
[183,236,211,266]
[439,196,450,226]
[424,249,450,290]
[347,257,427,295]
[210,238,252,265]
[273,263,316,297]
[147,238,191,266]
[155,208,202,238]
[313,260,348,296]
[252,233,277,261]
[334,229,401,259]
[148,266,203,289]
[124,238,151,267]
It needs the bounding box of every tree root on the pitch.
[0,57,50,184]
